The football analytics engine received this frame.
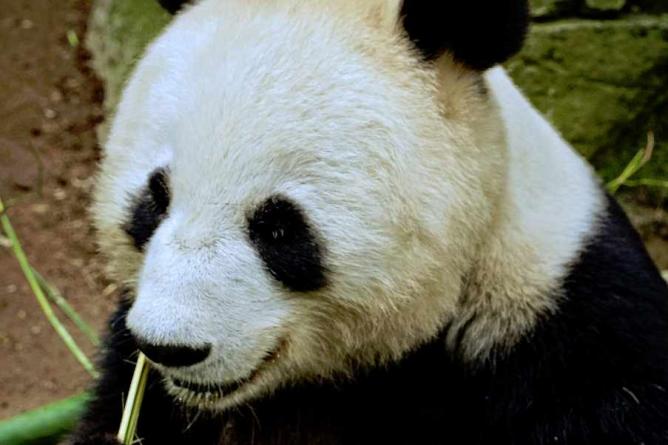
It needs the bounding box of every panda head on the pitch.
[94,0,528,410]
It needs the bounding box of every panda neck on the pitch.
[448,67,605,361]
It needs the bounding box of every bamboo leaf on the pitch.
[607,132,655,194]
[0,196,98,378]
[33,269,101,346]
[0,393,89,445]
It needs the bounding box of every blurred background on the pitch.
[0,0,666,443]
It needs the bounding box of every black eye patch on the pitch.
[124,168,170,250]
[247,196,326,292]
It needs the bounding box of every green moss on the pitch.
[529,0,577,18]
[87,0,170,119]
[507,16,668,184]
[630,0,668,13]
[585,0,627,12]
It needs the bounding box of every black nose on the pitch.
[134,337,212,368]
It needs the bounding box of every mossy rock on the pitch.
[507,15,668,188]
[630,0,668,13]
[87,0,170,122]
[529,0,668,17]
[530,0,577,18]
[584,0,627,13]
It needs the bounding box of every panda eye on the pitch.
[124,168,170,250]
[147,169,170,215]
[247,196,326,292]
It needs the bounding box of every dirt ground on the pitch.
[0,0,114,420]
[0,0,667,423]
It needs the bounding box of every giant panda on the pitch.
[67,0,668,444]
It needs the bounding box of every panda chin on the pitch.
[164,376,248,408]
[163,337,289,409]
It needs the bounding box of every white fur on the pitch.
[446,67,604,359]
[93,0,603,410]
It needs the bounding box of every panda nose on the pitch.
[134,337,212,368]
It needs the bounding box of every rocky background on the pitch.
[510,0,668,190]
[87,0,668,201]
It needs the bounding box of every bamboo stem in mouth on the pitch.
[117,353,150,445]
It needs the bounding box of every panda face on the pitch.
[93,0,519,410]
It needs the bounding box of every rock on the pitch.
[584,0,627,12]
[86,0,170,132]
[630,0,668,13]
[530,0,576,19]
[507,15,668,184]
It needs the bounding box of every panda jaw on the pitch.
[159,337,289,410]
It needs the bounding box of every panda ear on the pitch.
[157,0,192,14]
[400,0,530,71]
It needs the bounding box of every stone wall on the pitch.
[509,0,668,187]
[87,0,668,191]
[87,0,170,124]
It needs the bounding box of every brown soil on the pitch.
[0,0,115,420]
[626,201,668,272]
[0,0,667,424]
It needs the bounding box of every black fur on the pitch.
[247,195,327,292]
[69,195,668,444]
[124,169,170,250]
[401,0,530,70]
[157,0,192,14]
[133,337,211,368]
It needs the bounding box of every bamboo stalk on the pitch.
[117,353,150,444]
[620,178,668,189]
[0,393,89,445]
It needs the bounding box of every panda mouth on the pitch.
[170,377,246,399]
[166,338,288,404]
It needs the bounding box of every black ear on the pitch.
[401,0,530,70]
[158,0,192,14]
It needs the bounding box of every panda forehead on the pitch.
[151,0,429,120]
[142,36,432,187]
[118,0,449,219]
